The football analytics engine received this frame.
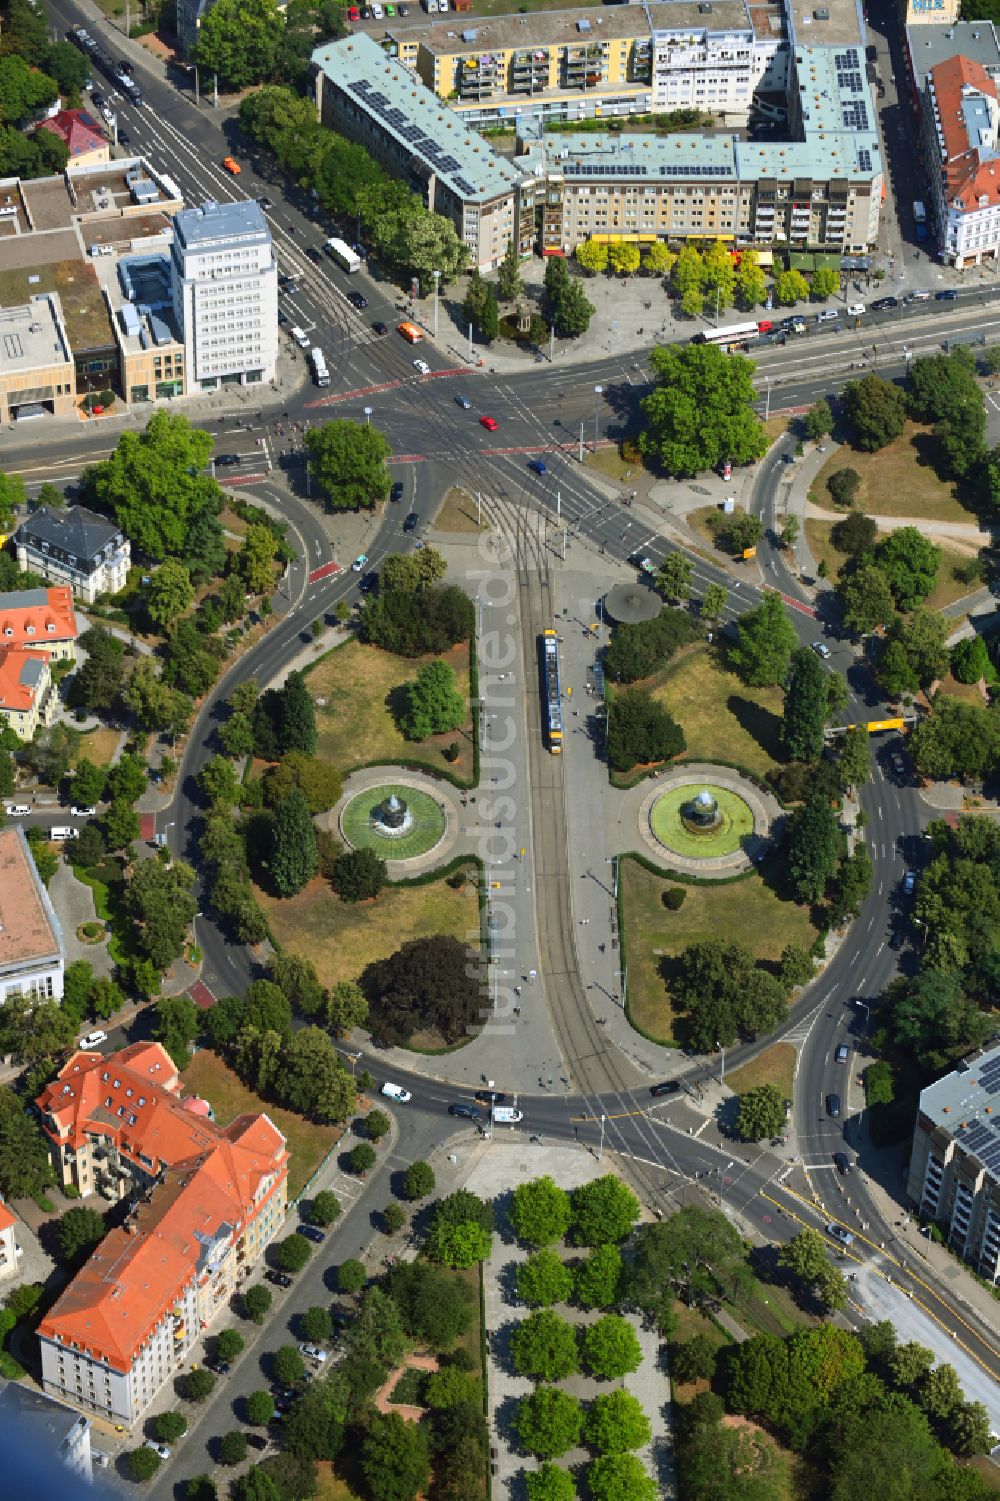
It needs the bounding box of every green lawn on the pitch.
[621,857,818,1045]
[808,423,977,523]
[651,644,785,778]
[306,639,474,783]
[340,784,445,859]
[726,1043,797,1103]
[258,864,480,996]
[805,517,978,612]
[181,1050,341,1201]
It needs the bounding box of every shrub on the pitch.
[828,467,861,507]
[128,1447,161,1481]
[662,886,687,910]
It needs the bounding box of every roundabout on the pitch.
[340,782,446,863]
[649,783,755,859]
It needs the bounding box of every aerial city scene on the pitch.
[0,0,998,1494]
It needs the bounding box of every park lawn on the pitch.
[315,1461,363,1501]
[804,518,850,583]
[584,446,649,484]
[805,518,976,611]
[72,726,123,769]
[621,857,818,1045]
[726,1043,797,1103]
[306,639,474,783]
[651,643,785,777]
[181,1050,341,1201]
[258,865,480,993]
[725,1270,815,1339]
[807,423,976,523]
[433,486,487,534]
[935,671,987,706]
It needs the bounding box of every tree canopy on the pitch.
[86,412,221,562]
[640,344,769,476]
[360,935,483,1046]
[730,591,798,687]
[305,420,392,512]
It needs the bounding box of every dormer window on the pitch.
[25,625,34,635]
[46,622,56,633]
[2,627,11,637]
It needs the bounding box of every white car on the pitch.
[846,303,865,316]
[299,1343,328,1363]
[144,1441,171,1460]
[381,1081,412,1103]
[816,309,840,323]
[79,1030,108,1051]
[351,553,368,573]
[71,805,96,818]
[826,1223,854,1247]
[413,358,431,376]
[4,804,31,817]
[811,640,831,659]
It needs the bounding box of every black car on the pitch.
[826,1093,841,1118]
[306,246,323,263]
[347,291,369,310]
[257,196,273,209]
[936,288,959,301]
[91,90,105,110]
[214,453,240,467]
[205,1358,230,1376]
[297,1224,325,1243]
[265,1269,293,1288]
[649,1080,680,1098]
[474,1090,506,1105]
[869,295,898,311]
[390,481,404,503]
[372,321,388,335]
[448,1102,481,1120]
[403,512,418,533]
[889,927,907,951]
[246,1434,269,1451]
[833,1151,852,1175]
[279,275,299,294]
[272,1385,298,1403]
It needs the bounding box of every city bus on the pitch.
[692,321,761,352]
[396,321,424,344]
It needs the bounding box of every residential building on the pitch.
[112,252,186,404]
[907,1041,1000,1283]
[905,19,1000,99]
[0,293,77,424]
[35,1042,288,1426]
[0,586,78,663]
[14,506,130,604]
[37,110,110,169]
[314,34,522,270]
[0,1196,22,1281]
[0,1384,93,1484]
[170,200,278,392]
[0,647,58,739]
[906,0,960,25]
[0,826,64,1005]
[921,53,1000,264]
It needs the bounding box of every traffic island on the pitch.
[635,765,776,876]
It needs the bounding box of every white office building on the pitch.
[170,200,278,392]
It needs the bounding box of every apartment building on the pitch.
[314,33,522,270]
[0,648,58,739]
[0,827,64,1006]
[35,1042,288,1426]
[0,585,78,663]
[0,1196,23,1282]
[0,293,77,424]
[13,506,130,605]
[907,1042,1000,1283]
[170,200,278,392]
[921,52,1000,265]
[0,1384,94,1484]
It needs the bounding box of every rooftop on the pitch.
[15,505,123,564]
[314,32,521,202]
[37,109,107,161]
[0,1384,89,1453]
[919,1042,1000,1181]
[0,827,63,973]
[907,20,1000,90]
[173,198,271,251]
[0,261,111,355]
[0,293,73,376]
[786,0,863,49]
[0,647,50,713]
[0,586,78,645]
[928,53,1000,209]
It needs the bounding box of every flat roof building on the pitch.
[0,826,64,1004]
[170,200,278,392]
[0,292,76,424]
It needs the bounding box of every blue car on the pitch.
[528,459,547,476]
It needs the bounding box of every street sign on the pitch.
[866,717,905,733]
[743,546,757,560]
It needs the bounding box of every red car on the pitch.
[347,4,360,16]
[479,416,498,431]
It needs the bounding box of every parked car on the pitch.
[889,927,908,951]
[265,1270,293,1288]
[297,1224,325,1243]
[78,1030,108,1050]
[300,1344,328,1363]
[474,1090,506,1105]
[869,295,898,311]
[826,1222,855,1246]
[649,1081,680,1098]
[846,302,865,316]
[389,481,405,503]
[381,1081,412,1102]
[448,1102,480,1119]
[205,1359,230,1376]
[222,156,241,175]
[833,1151,852,1175]
[826,1093,841,1118]
[811,640,831,659]
[903,870,916,895]
[4,804,30,817]
[144,1442,171,1460]
[403,512,418,533]
[71,804,97,817]
[351,554,368,572]
[816,309,840,323]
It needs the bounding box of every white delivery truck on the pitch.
[310,347,330,387]
[324,237,361,274]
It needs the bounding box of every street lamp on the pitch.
[854,999,870,1035]
[432,269,441,339]
[363,406,373,427]
[763,374,771,422]
[717,1041,725,1083]
[598,1113,606,1164]
[593,385,603,449]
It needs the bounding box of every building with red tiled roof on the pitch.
[0,646,57,739]
[0,1195,21,1283]
[35,1043,287,1426]
[923,53,1000,264]
[37,109,110,168]
[0,586,78,664]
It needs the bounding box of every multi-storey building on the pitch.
[0,586,78,664]
[0,647,58,740]
[170,200,278,393]
[13,506,130,605]
[0,1384,94,1484]
[0,293,77,425]
[907,1041,1000,1283]
[0,827,64,1005]
[921,53,1000,265]
[35,1042,287,1426]
[0,1196,23,1282]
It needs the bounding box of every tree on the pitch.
[810,266,840,300]
[892,607,950,687]
[876,528,940,611]
[774,267,810,305]
[580,1314,643,1380]
[515,1387,583,1459]
[585,1390,653,1456]
[242,1285,272,1324]
[778,1227,829,1288]
[326,979,368,1035]
[570,1175,640,1247]
[888,969,993,1071]
[400,658,465,740]
[153,996,200,1070]
[237,525,279,596]
[338,1259,366,1295]
[734,252,767,308]
[273,1344,306,1387]
[363,1109,390,1143]
[603,608,698,683]
[804,399,835,441]
[332,847,387,904]
[349,1142,377,1177]
[574,1244,622,1309]
[497,239,523,301]
[305,420,392,511]
[517,1248,574,1307]
[0,54,57,125]
[402,1160,435,1200]
[844,374,908,451]
[641,343,768,476]
[102,798,140,854]
[268,788,318,898]
[479,283,499,343]
[153,1410,188,1444]
[909,697,1000,782]
[309,1190,342,1226]
[525,1464,576,1501]
[146,560,194,628]
[72,758,108,808]
[360,934,483,1046]
[671,1333,719,1384]
[828,1397,945,1501]
[0,1088,54,1201]
[782,646,830,762]
[361,1412,431,1501]
[736,1083,786,1142]
[55,1205,105,1263]
[299,1306,333,1345]
[715,508,763,557]
[511,1309,579,1381]
[629,1207,742,1315]
[606,689,685,773]
[199,755,242,809]
[952,634,995,685]
[838,726,871,791]
[184,1367,216,1401]
[386,1260,473,1347]
[219,1430,249,1466]
[831,510,877,556]
[609,241,641,276]
[125,859,197,973]
[186,1477,218,1501]
[656,552,694,603]
[948,1401,993,1457]
[215,1329,245,1363]
[88,412,220,563]
[192,0,284,88]
[787,793,841,903]
[588,1453,658,1501]
[253,672,317,760]
[730,590,798,687]
[781,514,800,549]
[839,561,896,637]
[427,1218,492,1269]
[128,1447,161,1482]
[510,1176,572,1247]
[700,583,728,621]
[275,1234,313,1275]
[576,239,609,275]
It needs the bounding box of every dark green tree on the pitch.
[640,343,769,475]
[606,689,685,773]
[736,1083,786,1142]
[305,420,392,512]
[331,847,388,903]
[55,1206,105,1263]
[844,374,907,451]
[730,590,798,687]
[787,793,841,903]
[269,787,318,898]
[360,1411,431,1501]
[219,1430,249,1466]
[242,1285,272,1324]
[783,645,830,761]
[877,528,941,611]
[574,1244,623,1310]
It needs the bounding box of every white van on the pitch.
[50,826,79,841]
[369,0,383,15]
[381,1081,412,1103]
[493,1106,524,1124]
[846,303,865,316]
[291,326,310,349]
[4,804,31,817]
